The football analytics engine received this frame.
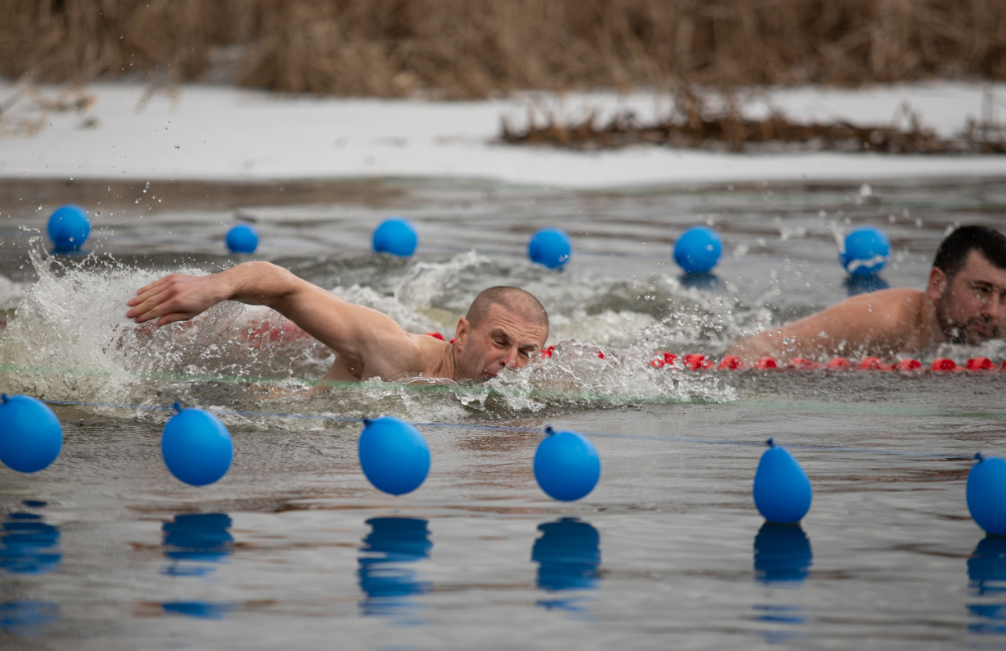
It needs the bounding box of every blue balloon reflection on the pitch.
[754,523,813,586]
[162,602,235,620]
[0,511,61,575]
[0,503,61,637]
[357,517,433,621]
[161,513,234,577]
[680,272,721,291]
[159,513,235,621]
[753,523,812,643]
[844,273,889,297]
[532,518,601,612]
[967,536,1006,636]
[0,601,60,636]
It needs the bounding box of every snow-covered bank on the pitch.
[1,81,1005,189]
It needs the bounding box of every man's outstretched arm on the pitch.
[725,288,921,362]
[125,262,425,379]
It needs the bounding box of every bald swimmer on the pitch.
[727,225,1006,363]
[126,262,548,385]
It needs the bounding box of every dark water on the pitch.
[1,178,1005,649]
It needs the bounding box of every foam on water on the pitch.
[0,247,741,425]
[0,274,26,311]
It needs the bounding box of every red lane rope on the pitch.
[645,353,1001,373]
[419,333,1003,375]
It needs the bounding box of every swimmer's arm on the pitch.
[726,291,910,362]
[127,262,425,378]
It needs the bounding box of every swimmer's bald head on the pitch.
[453,287,549,379]
[466,286,549,335]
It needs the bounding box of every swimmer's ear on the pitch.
[454,317,470,351]
[928,266,948,301]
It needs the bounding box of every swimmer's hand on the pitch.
[126,273,231,326]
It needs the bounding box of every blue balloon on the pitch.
[839,226,890,276]
[533,427,601,501]
[226,224,259,254]
[161,404,233,486]
[844,273,889,297]
[372,218,418,257]
[528,228,572,270]
[47,205,90,252]
[0,394,63,473]
[968,453,1006,536]
[753,439,812,524]
[358,417,430,495]
[673,226,722,274]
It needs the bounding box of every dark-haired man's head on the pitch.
[453,286,549,379]
[928,225,1006,344]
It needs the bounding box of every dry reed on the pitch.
[500,88,1006,153]
[1,1,1005,98]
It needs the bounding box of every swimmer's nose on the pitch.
[502,347,520,368]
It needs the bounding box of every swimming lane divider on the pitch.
[39,398,975,460]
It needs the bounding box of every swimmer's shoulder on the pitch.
[843,287,926,325]
[407,332,453,376]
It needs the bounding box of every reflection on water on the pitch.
[161,513,234,577]
[679,272,722,291]
[843,274,890,296]
[0,502,61,636]
[160,513,235,620]
[0,601,60,637]
[161,602,235,620]
[753,523,813,643]
[967,536,1006,638]
[0,510,61,575]
[531,518,601,613]
[754,523,813,586]
[357,517,433,623]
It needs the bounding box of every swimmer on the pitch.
[125,262,548,387]
[727,225,1006,362]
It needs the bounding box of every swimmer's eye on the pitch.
[971,283,998,303]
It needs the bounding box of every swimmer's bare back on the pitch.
[727,287,942,363]
[126,261,456,384]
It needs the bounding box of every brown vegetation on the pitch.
[1,1,1005,98]
[500,88,1006,153]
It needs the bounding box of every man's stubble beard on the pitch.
[935,290,998,345]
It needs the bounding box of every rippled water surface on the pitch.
[1,177,1005,649]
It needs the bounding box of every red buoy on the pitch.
[652,352,678,368]
[931,358,957,372]
[895,359,922,371]
[966,357,995,371]
[243,319,310,346]
[597,350,606,359]
[825,357,850,370]
[717,355,745,370]
[541,345,555,359]
[684,354,712,370]
[425,332,445,341]
[787,357,820,370]
[860,357,892,371]
[754,357,778,370]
